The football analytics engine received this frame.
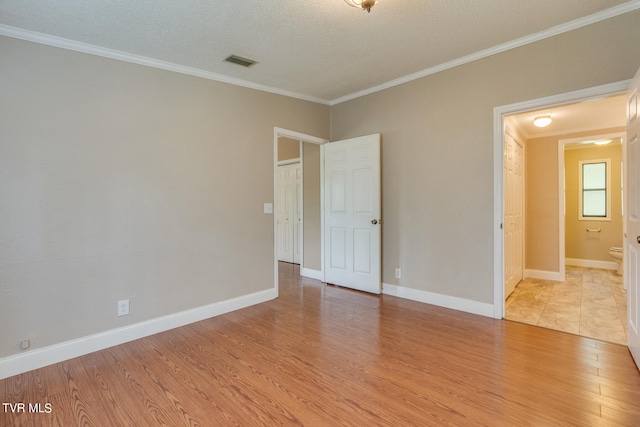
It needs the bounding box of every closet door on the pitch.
[277,162,301,263]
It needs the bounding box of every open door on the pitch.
[504,131,524,298]
[324,134,381,294]
[627,67,640,368]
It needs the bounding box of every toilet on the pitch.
[609,247,623,275]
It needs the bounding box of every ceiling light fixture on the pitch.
[594,139,612,145]
[344,0,379,13]
[533,115,552,127]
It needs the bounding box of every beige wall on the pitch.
[2,10,640,362]
[525,127,624,271]
[302,143,321,270]
[331,11,640,303]
[0,36,329,359]
[278,138,300,161]
[525,133,560,272]
[565,143,623,261]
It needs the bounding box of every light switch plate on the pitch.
[264,203,273,214]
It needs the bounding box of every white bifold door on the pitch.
[277,162,301,264]
[627,66,640,370]
[324,134,381,294]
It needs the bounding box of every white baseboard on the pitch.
[300,267,323,281]
[524,269,563,281]
[0,288,276,380]
[382,283,494,318]
[565,258,618,270]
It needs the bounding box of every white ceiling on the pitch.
[0,1,637,104]
[508,94,628,139]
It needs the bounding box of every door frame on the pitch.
[493,80,631,319]
[558,131,627,278]
[273,127,328,297]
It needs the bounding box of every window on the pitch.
[579,159,611,220]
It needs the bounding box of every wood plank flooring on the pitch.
[2,262,640,426]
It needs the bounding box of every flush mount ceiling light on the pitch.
[533,115,552,127]
[344,0,379,13]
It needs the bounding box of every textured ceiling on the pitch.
[0,1,637,103]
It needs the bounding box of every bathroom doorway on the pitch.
[501,95,628,344]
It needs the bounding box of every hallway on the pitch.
[505,266,627,345]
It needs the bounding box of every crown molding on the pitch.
[330,1,640,105]
[0,24,331,106]
[1,1,639,107]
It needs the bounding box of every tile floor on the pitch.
[505,266,627,345]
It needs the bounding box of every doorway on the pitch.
[496,89,628,344]
[273,128,327,296]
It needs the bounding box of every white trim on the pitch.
[493,99,505,319]
[274,128,327,146]
[277,158,301,166]
[273,132,280,298]
[300,268,323,281]
[3,1,639,107]
[0,288,275,380]
[565,258,618,270]
[382,283,494,318]
[319,144,325,280]
[494,80,631,320]
[561,132,626,146]
[524,269,563,282]
[0,24,330,106]
[558,140,567,283]
[331,2,640,105]
[298,142,304,267]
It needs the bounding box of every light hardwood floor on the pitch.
[505,266,627,345]
[2,262,640,426]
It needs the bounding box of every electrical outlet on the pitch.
[395,268,401,279]
[117,299,130,317]
[21,339,30,350]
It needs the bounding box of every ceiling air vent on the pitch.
[224,55,257,68]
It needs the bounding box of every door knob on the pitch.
[371,219,378,225]
[637,236,640,244]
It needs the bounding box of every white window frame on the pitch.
[578,158,611,221]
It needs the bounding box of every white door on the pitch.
[504,132,524,298]
[627,67,640,368]
[277,163,301,263]
[324,134,381,294]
